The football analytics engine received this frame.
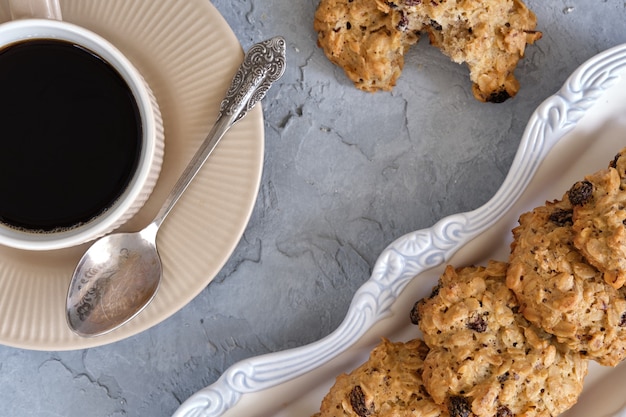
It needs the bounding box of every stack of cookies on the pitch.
[314,0,542,102]
[311,146,626,416]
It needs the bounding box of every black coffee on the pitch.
[0,39,142,232]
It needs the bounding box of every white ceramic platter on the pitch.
[0,0,264,350]
[174,43,626,417]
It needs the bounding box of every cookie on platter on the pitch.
[312,338,446,417]
[506,193,626,366]
[571,147,626,289]
[412,261,588,416]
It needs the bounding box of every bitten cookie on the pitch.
[314,0,541,101]
[312,338,445,417]
[571,147,626,289]
[506,193,626,366]
[385,0,542,102]
[314,0,419,91]
[412,261,588,417]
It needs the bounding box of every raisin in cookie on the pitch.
[571,147,626,289]
[313,338,445,417]
[385,0,542,102]
[506,193,626,366]
[412,261,588,417]
[314,0,419,91]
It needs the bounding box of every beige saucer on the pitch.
[0,0,264,350]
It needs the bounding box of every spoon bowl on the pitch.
[67,226,160,336]
[66,37,286,337]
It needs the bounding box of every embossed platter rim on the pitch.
[174,42,626,417]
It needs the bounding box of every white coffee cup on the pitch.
[0,0,164,251]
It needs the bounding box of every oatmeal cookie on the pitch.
[385,0,542,102]
[314,0,541,101]
[571,147,626,289]
[506,193,626,366]
[314,0,419,91]
[411,261,588,417]
[313,338,445,417]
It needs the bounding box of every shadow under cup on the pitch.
[0,19,163,251]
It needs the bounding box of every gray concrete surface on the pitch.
[1,0,625,416]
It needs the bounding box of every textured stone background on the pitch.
[1,0,626,416]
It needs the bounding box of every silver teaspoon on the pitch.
[66,37,286,337]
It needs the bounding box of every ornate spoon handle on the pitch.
[220,36,287,122]
[151,36,286,230]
